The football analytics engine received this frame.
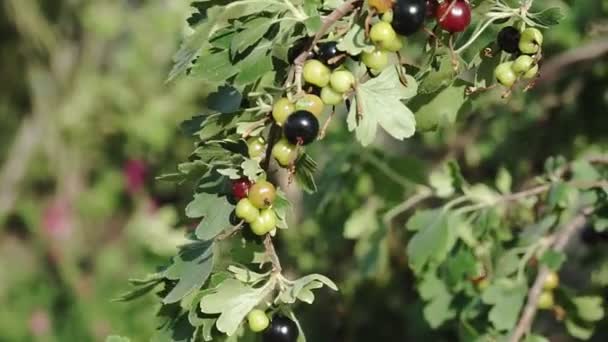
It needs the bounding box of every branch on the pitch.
[457,180,608,214]
[509,208,593,342]
[264,234,282,273]
[536,39,608,85]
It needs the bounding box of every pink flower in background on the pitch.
[42,199,73,240]
[123,159,148,195]
[29,309,51,336]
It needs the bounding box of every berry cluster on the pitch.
[233,179,279,235]
[495,26,544,88]
[538,271,560,310]
[247,310,299,342]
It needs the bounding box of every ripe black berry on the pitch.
[263,316,299,342]
[392,0,427,36]
[283,110,319,146]
[316,41,345,68]
[497,26,521,54]
[288,37,312,64]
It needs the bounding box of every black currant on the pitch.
[581,225,608,245]
[283,110,319,146]
[315,41,345,68]
[288,37,312,64]
[392,0,427,36]
[263,315,299,342]
[497,26,521,54]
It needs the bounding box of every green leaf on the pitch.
[186,192,235,240]
[114,278,164,302]
[572,296,605,322]
[303,15,322,33]
[227,265,269,284]
[295,153,318,193]
[538,250,566,271]
[105,336,131,342]
[410,80,469,132]
[230,18,274,56]
[406,209,459,274]
[163,241,215,304]
[419,54,456,94]
[571,160,601,182]
[347,68,418,146]
[464,184,500,206]
[481,279,527,331]
[532,7,565,27]
[207,85,243,114]
[278,274,338,304]
[273,189,292,229]
[234,40,274,86]
[418,273,456,328]
[565,318,595,340]
[199,278,269,335]
[192,49,240,83]
[495,167,512,194]
[337,24,374,56]
[241,158,264,181]
[344,202,378,239]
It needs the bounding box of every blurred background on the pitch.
[0,0,607,341]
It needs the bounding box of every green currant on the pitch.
[235,198,260,223]
[519,27,543,54]
[537,290,555,310]
[248,180,277,209]
[523,64,539,79]
[295,94,324,117]
[383,35,404,52]
[272,98,295,126]
[495,62,517,87]
[362,49,389,71]
[512,55,535,75]
[477,278,490,291]
[272,138,298,167]
[543,271,559,291]
[329,70,355,93]
[370,21,397,50]
[303,59,331,87]
[321,86,343,106]
[247,137,266,159]
[247,309,270,332]
[250,208,277,235]
[381,9,394,23]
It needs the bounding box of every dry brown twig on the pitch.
[509,208,594,342]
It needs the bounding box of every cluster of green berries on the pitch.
[537,271,560,310]
[233,179,279,236]
[247,309,299,342]
[495,26,544,87]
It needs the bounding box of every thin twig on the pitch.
[536,39,608,85]
[383,188,433,228]
[264,234,282,273]
[216,221,245,241]
[457,180,608,214]
[509,208,593,342]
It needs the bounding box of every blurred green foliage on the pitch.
[0,0,607,341]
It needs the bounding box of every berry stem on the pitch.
[264,234,283,273]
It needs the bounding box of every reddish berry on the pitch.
[232,178,252,200]
[436,0,471,33]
